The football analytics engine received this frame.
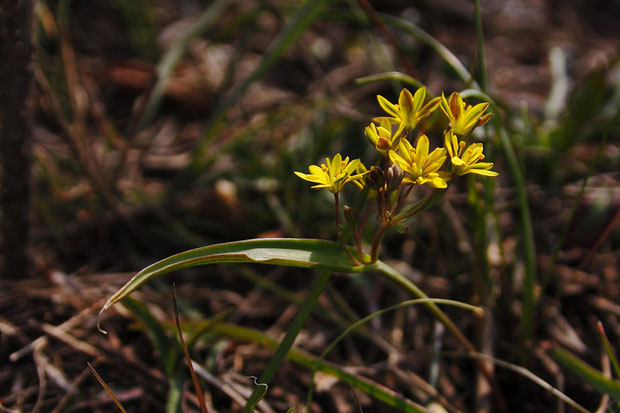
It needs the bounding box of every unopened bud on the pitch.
[366,166,385,190]
[386,163,404,192]
[344,205,356,226]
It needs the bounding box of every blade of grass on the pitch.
[471,4,499,412]
[121,296,184,413]
[354,0,417,77]
[442,352,591,413]
[375,258,503,407]
[598,322,620,380]
[184,319,429,412]
[374,260,478,356]
[554,346,620,399]
[87,362,127,413]
[374,13,478,88]
[189,0,327,171]
[137,0,231,130]
[172,284,208,413]
[541,108,619,297]
[166,373,184,413]
[306,298,483,412]
[472,0,487,91]
[121,296,175,375]
[355,72,423,89]
[460,88,537,351]
[241,270,332,412]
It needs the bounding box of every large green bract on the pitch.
[99,238,376,316]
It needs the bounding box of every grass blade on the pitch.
[554,346,620,399]
[172,285,208,413]
[87,362,127,413]
[460,88,538,350]
[166,373,184,413]
[137,0,231,130]
[242,270,332,412]
[184,320,429,412]
[98,237,473,364]
[190,0,327,170]
[121,296,176,375]
[443,352,590,413]
[306,298,483,412]
[598,322,620,380]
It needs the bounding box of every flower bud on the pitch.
[344,205,356,226]
[366,166,385,190]
[386,163,404,192]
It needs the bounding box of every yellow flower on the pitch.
[388,135,448,188]
[365,119,395,155]
[440,92,491,136]
[375,87,441,135]
[444,131,498,176]
[295,153,366,194]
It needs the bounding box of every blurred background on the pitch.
[1,0,619,411]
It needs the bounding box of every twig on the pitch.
[41,324,101,358]
[172,284,209,413]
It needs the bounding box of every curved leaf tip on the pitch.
[98,238,376,322]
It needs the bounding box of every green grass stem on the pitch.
[185,319,429,412]
[554,347,620,399]
[306,298,483,412]
[190,0,327,171]
[138,0,231,130]
[241,270,332,412]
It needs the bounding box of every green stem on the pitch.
[335,193,362,266]
[391,184,413,216]
[241,270,332,412]
[375,261,476,353]
[369,222,390,263]
[392,189,442,224]
[374,260,499,399]
[306,298,482,412]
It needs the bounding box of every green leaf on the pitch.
[98,238,478,368]
[553,346,620,399]
[186,320,428,412]
[99,238,375,322]
[166,373,184,413]
[242,270,332,412]
[122,296,177,375]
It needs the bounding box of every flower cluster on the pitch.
[295,86,497,264]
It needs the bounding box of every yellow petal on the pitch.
[411,86,426,113]
[415,135,429,161]
[398,88,415,113]
[377,95,400,119]
[451,156,465,166]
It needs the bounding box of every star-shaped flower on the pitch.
[375,87,441,136]
[295,153,366,194]
[389,135,448,188]
[444,131,498,176]
[440,92,491,136]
